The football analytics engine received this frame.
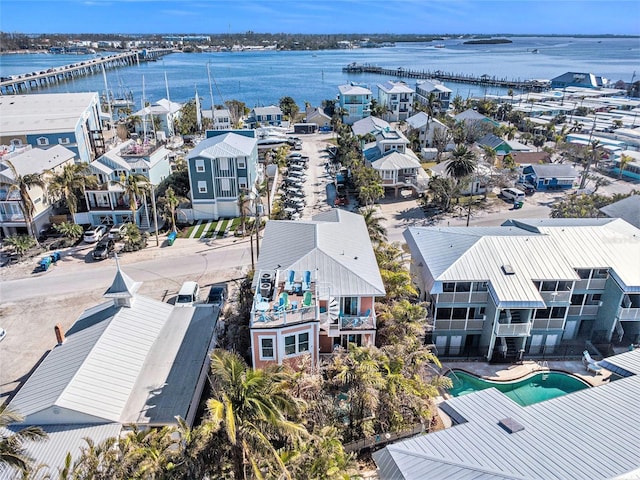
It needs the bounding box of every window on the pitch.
[473,282,488,292]
[10,139,22,147]
[198,181,207,194]
[436,308,452,320]
[571,294,585,306]
[238,159,246,169]
[383,170,394,180]
[443,283,455,293]
[260,338,274,359]
[298,333,309,352]
[576,269,590,280]
[557,281,572,291]
[342,297,358,316]
[451,308,467,320]
[37,137,49,146]
[456,282,471,292]
[239,177,247,189]
[541,281,557,292]
[58,137,70,145]
[220,178,231,195]
[219,158,229,171]
[195,159,205,172]
[551,307,567,318]
[593,269,608,279]
[284,335,296,355]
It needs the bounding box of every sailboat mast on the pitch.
[165,72,174,136]
[142,75,147,141]
[101,63,113,125]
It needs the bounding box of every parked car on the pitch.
[207,284,228,307]
[0,327,6,342]
[500,188,525,203]
[175,281,200,306]
[515,182,536,195]
[108,223,128,239]
[92,238,115,260]
[83,225,108,243]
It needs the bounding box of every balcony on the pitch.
[494,321,532,337]
[340,313,375,330]
[119,142,161,158]
[617,307,640,321]
[540,291,572,304]
[434,318,484,331]
[0,213,25,222]
[532,319,565,330]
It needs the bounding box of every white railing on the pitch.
[617,307,640,321]
[494,322,532,337]
[540,291,572,304]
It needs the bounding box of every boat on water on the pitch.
[531,49,540,54]
[434,44,445,48]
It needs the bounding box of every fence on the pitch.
[343,424,424,453]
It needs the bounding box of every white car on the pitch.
[108,223,128,239]
[500,188,525,203]
[83,225,108,243]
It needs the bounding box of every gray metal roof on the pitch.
[598,348,640,376]
[187,132,257,159]
[477,133,506,150]
[600,195,640,229]
[375,359,640,480]
[255,210,385,296]
[529,163,578,178]
[0,423,121,480]
[0,146,75,178]
[377,81,415,94]
[351,116,390,136]
[0,92,99,135]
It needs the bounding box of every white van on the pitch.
[500,187,525,202]
[175,281,200,306]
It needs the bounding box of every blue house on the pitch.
[338,83,373,125]
[187,130,260,220]
[522,164,578,190]
[245,106,283,128]
[0,93,104,163]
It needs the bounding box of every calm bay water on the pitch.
[1,36,638,110]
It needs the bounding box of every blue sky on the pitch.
[1,0,639,35]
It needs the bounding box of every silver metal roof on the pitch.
[404,220,640,305]
[0,92,99,135]
[371,151,421,170]
[187,132,257,159]
[351,116,391,136]
[375,362,640,480]
[600,195,640,229]
[0,145,75,178]
[255,210,385,296]
[599,348,640,376]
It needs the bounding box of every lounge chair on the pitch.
[302,290,312,308]
[583,350,603,375]
[301,270,311,291]
[279,292,290,310]
[284,270,295,292]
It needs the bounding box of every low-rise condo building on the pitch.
[377,81,414,121]
[338,83,373,125]
[404,219,640,361]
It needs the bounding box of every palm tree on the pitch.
[206,350,306,480]
[447,145,477,185]
[115,173,149,225]
[618,153,632,179]
[0,406,48,476]
[359,206,387,244]
[425,92,441,118]
[163,186,180,232]
[481,145,497,167]
[47,162,97,223]
[3,160,45,240]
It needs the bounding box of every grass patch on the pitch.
[216,219,229,237]
[229,217,241,231]
[203,221,219,238]
[421,161,438,170]
[193,222,209,238]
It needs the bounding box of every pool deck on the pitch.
[441,360,613,387]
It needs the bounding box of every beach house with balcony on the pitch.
[377,81,414,121]
[363,128,429,197]
[249,209,385,370]
[186,130,259,220]
[0,145,76,237]
[405,112,450,150]
[0,92,104,163]
[133,98,183,139]
[203,108,233,131]
[415,79,452,113]
[81,140,171,227]
[245,105,284,128]
[338,83,373,125]
[404,218,640,361]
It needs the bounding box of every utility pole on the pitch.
[150,184,159,246]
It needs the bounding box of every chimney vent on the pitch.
[54,324,65,345]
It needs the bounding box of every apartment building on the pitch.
[377,81,414,121]
[404,219,640,361]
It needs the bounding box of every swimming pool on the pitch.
[446,370,590,406]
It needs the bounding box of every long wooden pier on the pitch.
[342,63,550,92]
[0,49,173,95]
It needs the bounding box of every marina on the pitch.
[342,63,551,91]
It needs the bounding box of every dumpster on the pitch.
[167,231,177,246]
[514,201,524,210]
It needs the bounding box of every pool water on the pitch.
[447,371,590,406]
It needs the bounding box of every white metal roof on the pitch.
[0,145,75,179]
[404,220,640,306]
[187,132,256,159]
[255,210,385,296]
[0,92,99,135]
[371,151,421,170]
[351,116,391,136]
[375,353,640,480]
[378,81,415,94]
[0,423,122,480]
[338,83,372,96]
